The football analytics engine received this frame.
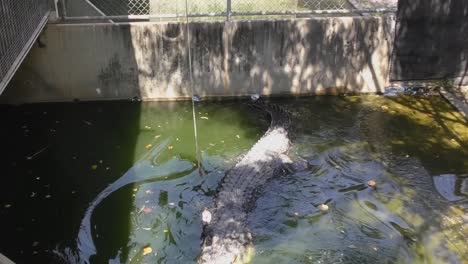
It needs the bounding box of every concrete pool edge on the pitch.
[440,86,468,120]
[1,16,395,104]
[0,253,15,264]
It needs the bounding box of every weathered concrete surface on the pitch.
[1,16,395,103]
[440,86,468,120]
[391,0,468,82]
[0,253,15,264]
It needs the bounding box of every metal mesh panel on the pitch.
[0,0,49,91]
[88,0,227,16]
[89,0,149,15]
[300,0,351,10]
[86,0,396,16]
[232,0,351,13]
[62,0,396,20]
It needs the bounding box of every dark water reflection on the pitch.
[0,96,467,264]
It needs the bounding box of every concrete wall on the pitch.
[2,16,395,103]
[391,0,468,84]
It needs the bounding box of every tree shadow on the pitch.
[391,0,468,84]
[188,16,394,97]
[355,96,468,261]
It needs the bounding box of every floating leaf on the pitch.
[318,204,329,212]
[168,145,174,150]
[236,135,240,139]
[145,144,153,149]
[143,246,153,256]
[367,180,377,187]
[200,116,209,120]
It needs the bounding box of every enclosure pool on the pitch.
[0,95,467,264]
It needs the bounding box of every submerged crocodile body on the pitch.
[199,101,292,264]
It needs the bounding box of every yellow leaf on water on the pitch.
[168,145,174,150]
[143,246,152,255]
[318,204,329,212]
[145,144,152,149]
[367,180,377,187]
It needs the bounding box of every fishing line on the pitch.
[185,0,204,175]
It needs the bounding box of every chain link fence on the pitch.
[0,0,50,92]
[79,0,395,17]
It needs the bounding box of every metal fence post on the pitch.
[226,0,231,21]
[56,0,67,19]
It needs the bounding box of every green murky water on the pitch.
[0,96,467,264]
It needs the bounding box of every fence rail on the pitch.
[61,0,397,21]
[0,0,50,93]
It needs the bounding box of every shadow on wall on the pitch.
[0,16,395,103]
[221,16,394,96]
[188,16,395,97]
[391,0,468,85]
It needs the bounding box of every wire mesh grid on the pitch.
[232,0,351,13]
[0,0,49,89]
[88,0,147,15]
[85,0,373,16]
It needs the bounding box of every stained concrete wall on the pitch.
[2,16,395,103]
[391,0,468,84]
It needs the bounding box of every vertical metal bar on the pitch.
[295,0,299,18]
[226,0,231,21]
[57,0,67,19]
[54,0,60,19]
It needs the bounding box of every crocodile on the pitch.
[199,101,292,264]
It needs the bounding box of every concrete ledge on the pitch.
[440,87,468,120]
[0,253,15,264]
[2,16,395,103]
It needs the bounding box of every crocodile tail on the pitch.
[249,99,291,130]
